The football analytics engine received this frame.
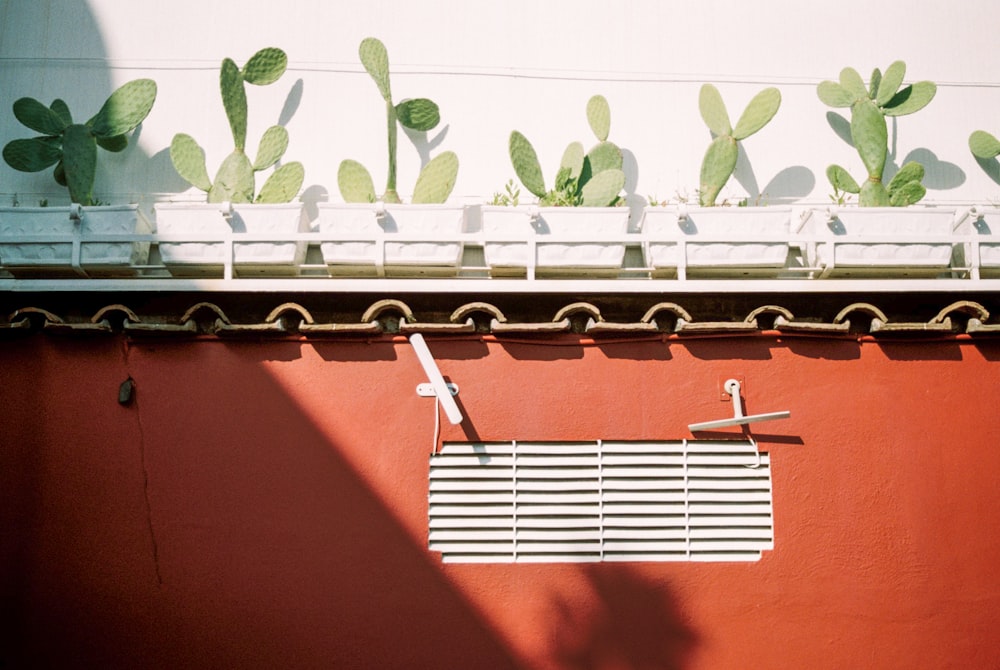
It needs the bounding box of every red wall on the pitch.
[2,332,999,669]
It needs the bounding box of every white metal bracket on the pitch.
[409,333,464,425]
[688,378,790,432]
[416,382,459,397]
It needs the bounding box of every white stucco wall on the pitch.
[1,0,998,212]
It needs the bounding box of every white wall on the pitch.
[2,0,999,213]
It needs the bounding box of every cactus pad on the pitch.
[732,87,781,141]
[257,162,305,203]
[412,151,459,204]
[169,133,213,193]
[242,48,287,86]
[12,97,67,135]
[359,37,392,101]
[970,130,1000,159]
[586,95,611,142]
[61,124,97,205]
[396,98,440,131]
[88,78,157,138]
[698,84,732,137]
[338,159,377,203]
[254,125,289,171]
[220,58,248,150]
[699,135,739,206]
[580,168,625,207]
[509,131,546,198]
[209,150,255,203]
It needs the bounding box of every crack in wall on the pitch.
[121,341,163,587]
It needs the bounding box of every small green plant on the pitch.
[3,79,157,206]
[490,179,520,207]
[817,60,936,207]
[969,129,1000,162]
[697,84,781,207]
[338,37,458,204]
[169,47,304,204]
[508,94,626,207]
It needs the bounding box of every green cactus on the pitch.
[817,61,936,206]
[338,37,458,204]
[697,84,781,207]
[969,130,1000,161]
[3,79,157,205]
[508,94,626,207]
[169,47,304,204]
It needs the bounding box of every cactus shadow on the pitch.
[973,155,1000,185]
[301,184,328,223]
[826,112,854,146]
[402,124,451,168]
[278,79,304,127]
[732,147,814,205]
[899,148,966,190]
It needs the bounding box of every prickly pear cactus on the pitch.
[817,61,936,206]
[697,84,780,206]
[508,94,626,207]
[339,37,456,204]
[3,79,157,205]
[970,130,1000,161]
[169,47,304,205]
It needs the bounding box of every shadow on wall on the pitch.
[545,564,698,669]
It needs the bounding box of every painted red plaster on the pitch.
[2,333,999,669]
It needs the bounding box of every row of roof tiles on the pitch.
[2,299,998,338]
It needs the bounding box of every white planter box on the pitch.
[641,205,791,278]
[317,202,465,277]
[482,205,629,276]
[0,204,150,277]
[797,206,958,277]
[155,202,307,276]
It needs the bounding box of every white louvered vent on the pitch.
[428,440,773,563]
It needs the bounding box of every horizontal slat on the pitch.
[603,552,691,562]
[515,529,601,541]
[431,455,514,467]
[429,541,515,553]
[516,492,601,503]
[511,504,601,516]
[602,515,687,527]
[430,516,513,528]
[690,527,773,539]
[429,492,514,504]
[602,490,688,502]
[515,516,601,528]
[429,480,511,492]
[430,466,514,479]
[430,529,513,542]
[429,504,513,516]
[514,554,601,564]
[603,528,689,539]
[515,542,602,553]
[603,539,691,552]
[687,490,772,502]
[602,477,685,490]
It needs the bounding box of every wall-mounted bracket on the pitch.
[409,333,464,425]
[417,382,459,397]
[688,378,790,432]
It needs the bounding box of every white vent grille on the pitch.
[428,440,773,563]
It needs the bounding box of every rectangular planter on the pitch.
[317,202,465,277]
[155,202,307,277]
[482,205,630,277]
[0,204,151,277]
[797,206,958,278]
[641,205,792,278]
